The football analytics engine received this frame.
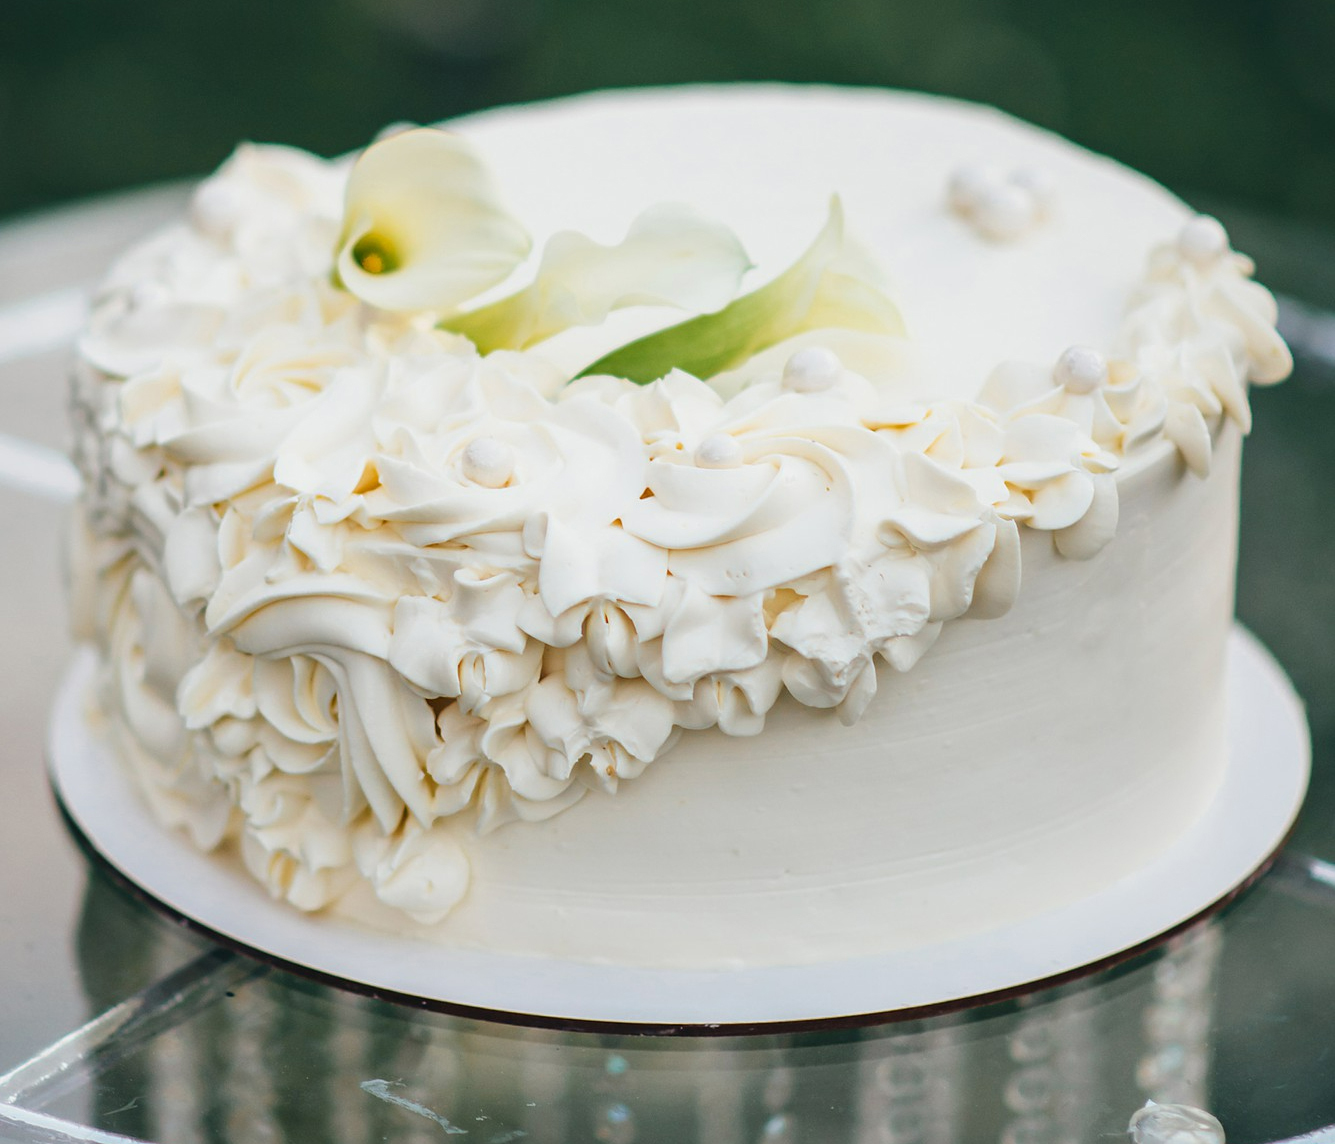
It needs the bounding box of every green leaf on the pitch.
[576,197,903,385]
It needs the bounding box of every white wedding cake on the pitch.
[70,85,1291,968]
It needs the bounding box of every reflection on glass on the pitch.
[63,868,1241,1144]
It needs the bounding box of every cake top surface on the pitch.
[450,85,1190,399]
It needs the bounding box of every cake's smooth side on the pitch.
[327,432,1237,967]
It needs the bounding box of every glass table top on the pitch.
[1,189,1333,1144]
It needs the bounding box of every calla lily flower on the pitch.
[442,204,752,352]
[578,196,904,384]
[335,128,531,312]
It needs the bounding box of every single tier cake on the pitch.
[69,85,1292,968]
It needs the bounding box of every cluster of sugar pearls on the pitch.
[947,162,1056,241]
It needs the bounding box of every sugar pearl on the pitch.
[1177,215,1229,265]
[947,163,1006,214]
[782,346,842,392]
[1054,345,1108,394]
[189,181,243,240]
[695,433,744,469]
[974,184,1039,241]
[461,436,514,487]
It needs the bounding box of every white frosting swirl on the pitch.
[1114,216,1292,477]
[72,145,1291,924]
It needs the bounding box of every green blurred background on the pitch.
[1,0,1334,234]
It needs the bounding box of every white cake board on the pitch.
[49,626,1309,1033]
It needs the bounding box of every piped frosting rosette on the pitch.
[71,133,1291,923]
